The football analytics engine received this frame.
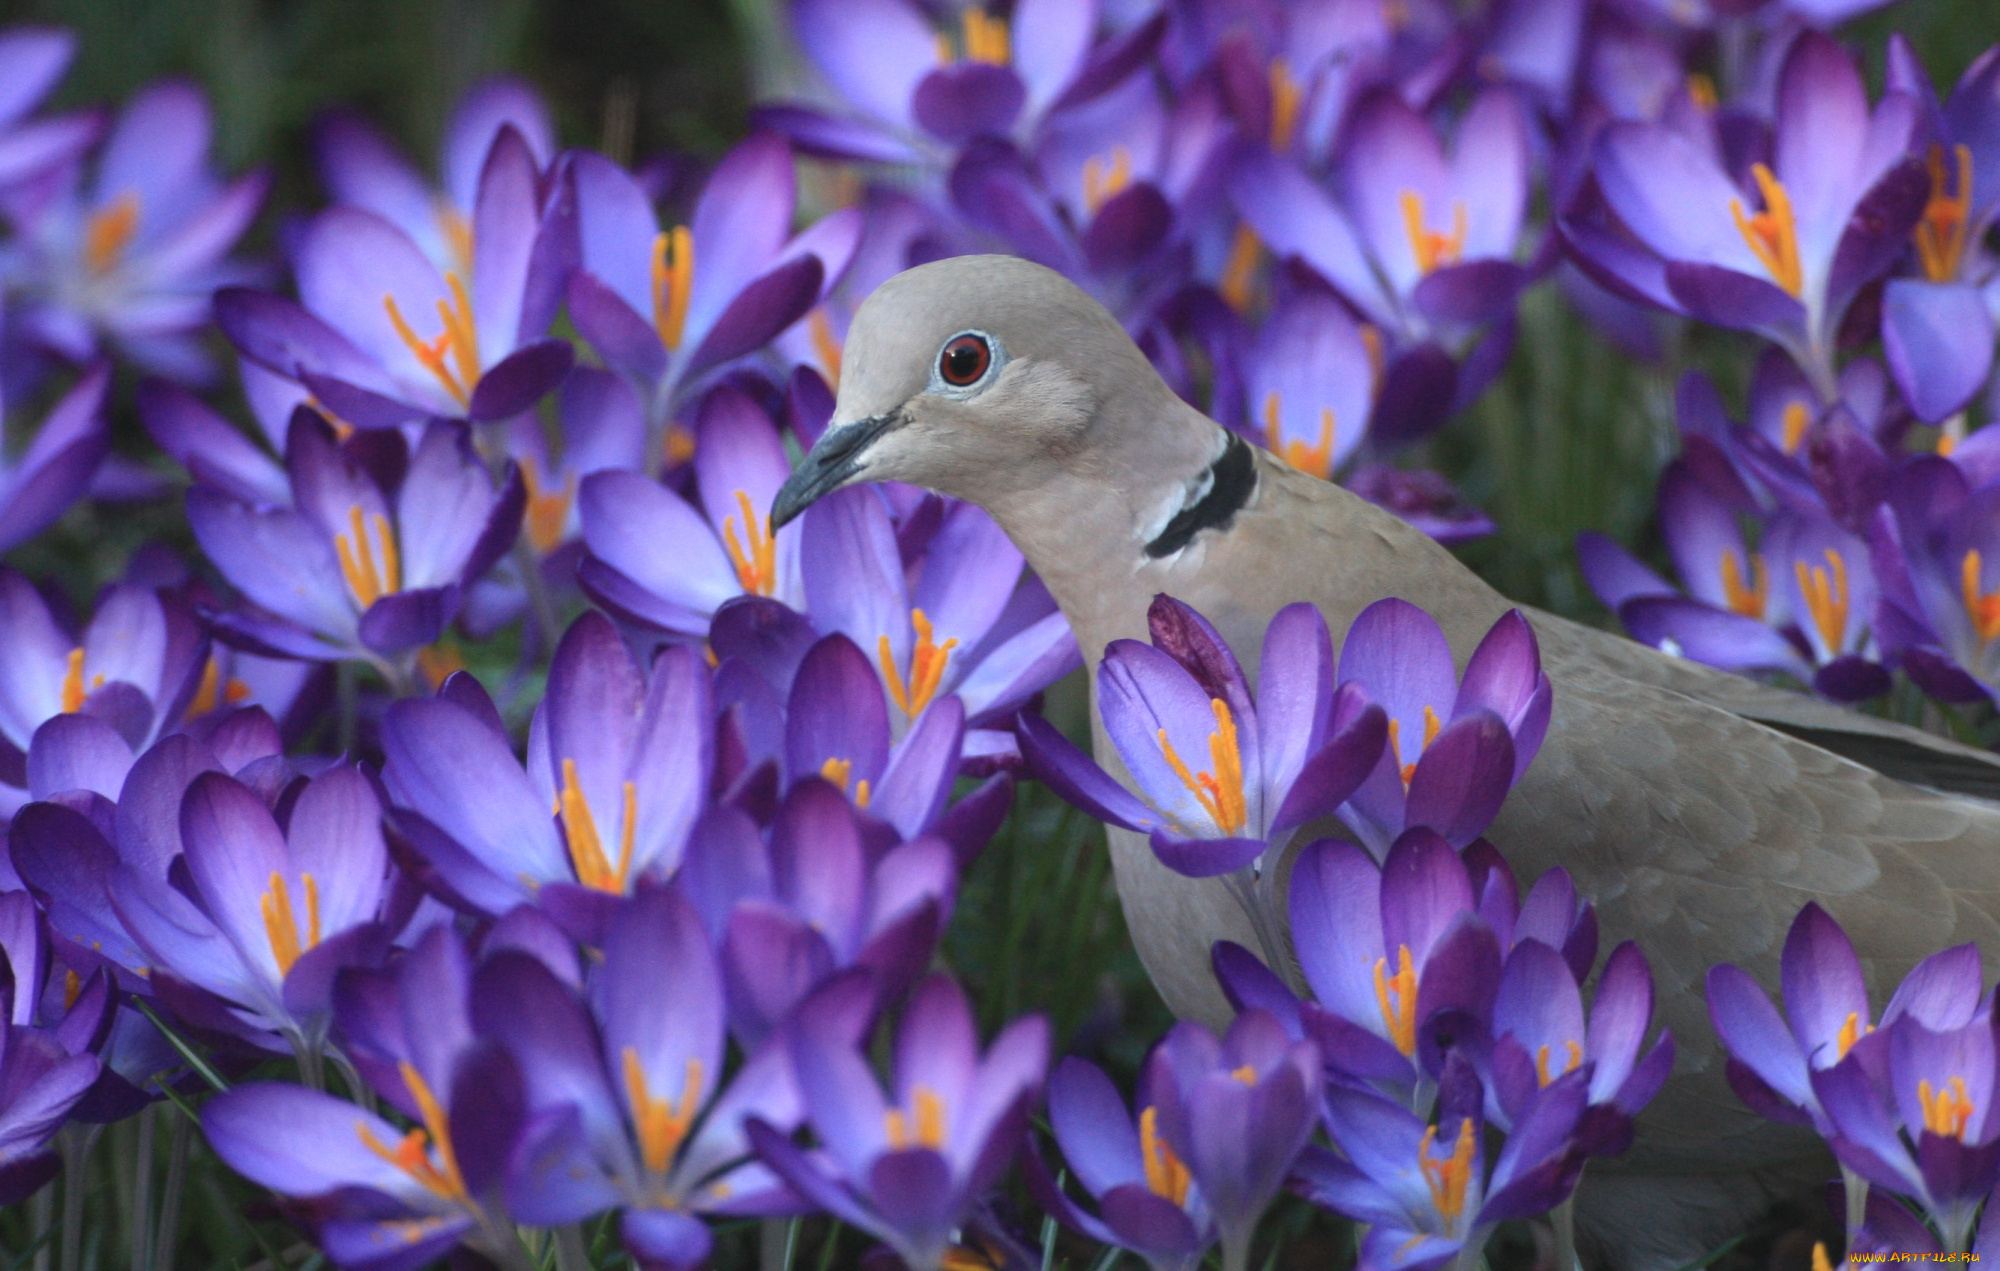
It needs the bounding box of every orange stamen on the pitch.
[1685,73,1719,112]
[1720,549,1768,620]
[877,609,959,718]
[521,459,576,556]
[1917,143,1974,283]
[1534,1039,1583,1087]
[960,8,1010,65]
[1730,164,1804,298]
[334,504,401,610]
[1419,1117,1478,1230]
[1399,190,1467,275]
[819,756,871,809]
[1263,390,1337,478]
[84,194,140,275]
[60,648,87,714]
[357,1061,469,1202]
[1220,224,1262,313]
[1269,59,1302,150]
[809,308,843,387]
[622,1049,704,1173]
[1373,944,1419,1056]
[1835,1010,1871,1061]
[721,489,778,596]
[1963,549,2000,643]
[884,1085,947,1150]
[1388,706,1443,787]
[1155,698,1248,835]
[1794,548,1849,654]
[558,758,637,893]
[259,871,320,976]
[1919,1075,1975,1139]
[1082,147,1133,216]
[1780,401,1811,455]
[1138,1106,1191,1205]
[382,274,479,407]
[650,226,694,351]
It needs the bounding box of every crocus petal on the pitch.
[1883,279,1994,425]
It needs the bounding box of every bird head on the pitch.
[770,254,1164,528]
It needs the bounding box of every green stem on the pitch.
[1221,1226,1255,1271]
[128,1105,155,1271]
[59,1124,101,1271]
[552,1225,591,1271]
[513,538,560,657]
[337,660,359,754]
[1841,1164,1867,1252]
[31,1180,54,1271]
[1551,1194,1578,1271]
[151,1113,190,1271]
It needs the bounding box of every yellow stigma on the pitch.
[1918,1075,1975,1140]
[1399,190,1467,276]
[1269,59,1302,150]
[1793,548,1850,654]
[878,608,959,718]
[1138,1105,1191,1205]
[416,641,468,692]
[947,7,1010,65]
[808,308,843,387]
[1730,164,1804,298]
[623,1049,704,1173]
[1685,73,1719,112]
[1263,390,1337,478]
[650,225,694,351]
[435,202,474,278]
[1535,1040,1584,1087]
[818,757,871,809]
[1082,147,1134,216]
[1811,1242,1834,1271]
[558,758,637,893]
[883,1085,947,1151]
[1156,698,1248,836]
[189,656,252,717]
[1230,1064,1257,1085]
[1373,944,1419,1056]
[1963,549,2000,644]
[520,458,576,556]
[1419,1117,1478,1231]
[334,504,402,611]
[383,273,480,408]
[1917,143,1974,283]
[1835,1010,1872,1061]
[259,871,321,976]
[1220,223,1263,313]
[721,489,779,597]
[83,193,140,275]
[1719,549,1768,621]
[357,1061,469,1203]
[1780,400,1811,455]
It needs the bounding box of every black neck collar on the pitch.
[1143,431,1257,559]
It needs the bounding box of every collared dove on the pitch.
[770,254,2000,1267]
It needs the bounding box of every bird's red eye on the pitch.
[939,334,992,387]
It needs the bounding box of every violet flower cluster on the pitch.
[0,2,1996,1268]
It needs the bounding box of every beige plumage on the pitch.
[770,254,2000,1267]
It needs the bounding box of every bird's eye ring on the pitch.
[938,333,993,387]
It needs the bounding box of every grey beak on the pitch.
[770,412,900,529]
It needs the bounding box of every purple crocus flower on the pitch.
[111,765,392,1055]
[315,77,556,280]
[677,777,957,1049]
[1230,86,1533,438]
[1707,901,1985,1136]
[205,924,527,1271]
[1019,595,1386,880]
[188,413,524,671]
[381,613,710,926]
[473,886,831,1268]
[771,0,1152,164]
[5,80,265,383]
[1335,599,1551,858]
[1295,1054,1590,1270]
[1037,1010,1317,1271]
[566,134,860,449]
[1487,938,1674,1155]
[218,120,571,426]
[1810,1012,2000,1254]
[0,28,100,200]
[0,359,109,557]
[1877,40,2000,424]
[1025,1056,1219,1271]
[1285,831,1502,1098]
[0,568,206,815]
[0,930,101,1206]
[1568,32,1925,399]
[749,973,1048,1271]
